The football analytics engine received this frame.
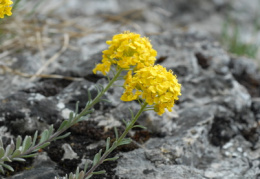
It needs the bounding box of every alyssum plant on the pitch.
[0,30,181,178]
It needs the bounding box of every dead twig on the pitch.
[99,9,143,31]
[30,33,70,81]
[0,51,12,59]
[36,31,46,64]
[0,64,82,81]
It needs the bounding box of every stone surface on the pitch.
[0,0,260,179]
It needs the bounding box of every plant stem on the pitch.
[84,102,148,177]
[22,68,124,156]
[117,102,148,143]
[75,68,123,122]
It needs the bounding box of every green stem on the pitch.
[84,102,148,177]
[116,102,148,144]
[75,68,123,122]
[22,68,124,156]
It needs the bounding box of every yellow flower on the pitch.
[0,0,13,18]
[93,31,157,75]
[120,65,181,115]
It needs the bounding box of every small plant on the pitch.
[221,19,259,59]
[57,31,181,178]
[220,0,260,59]
[0,3,182,178]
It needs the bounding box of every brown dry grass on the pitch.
[0,4,151,81]
[0,9,96,81]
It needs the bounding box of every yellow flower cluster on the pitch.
[0,0,13,18]
[121,65,181,115]
[93,31,157,75]
[93,31,181,115]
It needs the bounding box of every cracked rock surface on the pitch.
[1,0,260,178]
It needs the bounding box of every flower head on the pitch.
[121,65,181,115]
[93,31,157,75]
[0,0,13,18]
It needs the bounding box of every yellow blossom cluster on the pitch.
[121,65,181,115]
[0,0,13,18]
[93,31,157,75]
[93,31,181,115]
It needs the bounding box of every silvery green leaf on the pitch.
[94,85,101,93]
[92,170,106,175]
[81,109,93,116]
[99,84,104,91]
[75,101,80,116]
[12,157,26,162]
[11,149,21,158]
[78,116,89,122]
[85,101,90,107]
[128,108,134,119]
[21,136,32,153]
[92,154,99,166]
[78,171,85,179]
[93,149,102,166]
[36,142,50,150]
[85,174,93,179]
[21,136,28,152]
[133,125,147,130]
[69,112,74,122]
[16,136,22,150]
[39,130,48,143]
[2,156,11,162]
[4,145,13,159]
[32,131,38,147]
[47,125,54,139]
[122,119,128,127]
[118,138,132,146]
[2,163,14,172]
[106,75,111,82]
[69,173,74,179]
[0,138,3,148]
[100,99,111,103]
[9,141,15,156]
[75,167,79,178]
[22,153,38,158]
[84,162,89,172]
[87,90,92,101]
[114,127,118,140]
[58,120,69,131]
[103,156,119,162]
[111,141,117,148]
[0,147,5,158]
[54,132,71,141]
[106,137,110,151]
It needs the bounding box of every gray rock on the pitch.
[116,149,207,179]
[8,152,58,179]
[1,1,260,179]
[115,30,260,179]
[0,92,61,135]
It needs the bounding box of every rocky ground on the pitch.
[0,0,260,179]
